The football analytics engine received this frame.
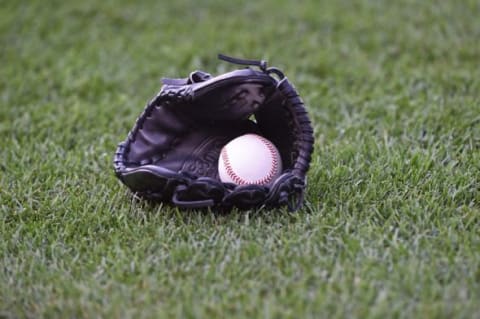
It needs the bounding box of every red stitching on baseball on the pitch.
[221,134,280,185]
[221,147,246,185]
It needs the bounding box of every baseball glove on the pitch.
[114,54,314,211]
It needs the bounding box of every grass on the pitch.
[1,0,479,318]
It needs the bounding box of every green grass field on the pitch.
[1,0,479,318]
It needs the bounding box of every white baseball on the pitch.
[218,134,282,185]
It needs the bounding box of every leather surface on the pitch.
[114,56,314,211]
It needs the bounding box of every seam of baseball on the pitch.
[221,146,246,185]
[221,134,279,185]
[256,135,279,185]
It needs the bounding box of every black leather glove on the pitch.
[114,54,314,211]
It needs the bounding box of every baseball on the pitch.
[218,134,282,186]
